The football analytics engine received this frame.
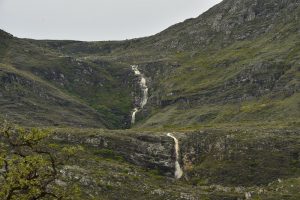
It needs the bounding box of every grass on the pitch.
[0,37,134,129]
[1,12,299,129]
[0,2,299,199]
[0,63,107,128]
[36,127,300,199]
[135,21,300,128]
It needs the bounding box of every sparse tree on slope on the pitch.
[0,121,82,200]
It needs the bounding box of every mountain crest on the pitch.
[0,29,13,39]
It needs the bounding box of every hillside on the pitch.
[0,0,300,199]
[1,0,299,129]
[0,30,134,128]
[45,127,299,200]
[134,0,300,129]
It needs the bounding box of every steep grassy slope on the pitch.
[0,0,299,129]
[0,63,106,128]
[138,31,300,128]
[132,0,300,128]
[0,31,134,128]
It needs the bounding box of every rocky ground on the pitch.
[0,0,299,199]
[48,127,300,200]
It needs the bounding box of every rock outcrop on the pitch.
[52,127,300,186]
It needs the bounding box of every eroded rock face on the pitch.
[0,71,105,128]
[52,131,175,175]
[52,128,300,186]
[180,129,300,186]
[149,0,299,51]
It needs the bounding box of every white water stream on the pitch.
[131,65,149,124]
[167,133,183,179]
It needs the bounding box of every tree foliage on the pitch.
[0,121,82,200]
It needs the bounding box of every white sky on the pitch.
[0,0,222,41]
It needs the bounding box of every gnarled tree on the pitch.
[0,121,82,200]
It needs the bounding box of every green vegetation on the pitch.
[0,1,299,129]
[0,122,83,199]
[0,122,299,199]
[0,0,299,199]
[0,32,134,129]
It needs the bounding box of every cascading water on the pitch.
[167,133,183,179]
[131,65,148,125]
[131,108,139,125]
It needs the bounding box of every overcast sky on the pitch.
[0,0,222,41]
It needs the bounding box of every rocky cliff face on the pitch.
[181,129,300,186]
[52,130,175,175]
[146,0,300,51]
[51,127,300,187]
[34,127,297,199]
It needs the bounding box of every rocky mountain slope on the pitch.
[135,0,300,128]
[1,0,299,129]
[44,127,299,199]
[0,30,134,128]
[0,0,299,199]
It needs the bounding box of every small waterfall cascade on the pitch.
[167,133,183,179]
[131,65,148,125]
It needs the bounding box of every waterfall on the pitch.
[131,65,148,124]
[131,108,139,125]
[167,133,183,179]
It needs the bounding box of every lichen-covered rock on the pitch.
[52,130,176,175]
